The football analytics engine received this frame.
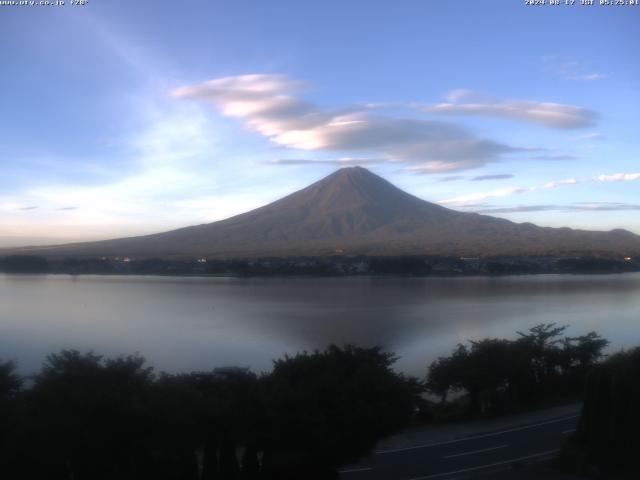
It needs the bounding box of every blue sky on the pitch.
[1,0,639,246]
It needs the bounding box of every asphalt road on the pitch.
[339,413,579,480]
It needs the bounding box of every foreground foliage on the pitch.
[426,324,609,416]
[0,346,421,480]
[0,325,616,479]
[559,347,640,479]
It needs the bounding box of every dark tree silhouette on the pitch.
[560,347,640,478]
[0,360,23,474]
[425,345,466,403]
[427,324,609,416]
[0,345,421,479]
[150,369,263,480]
[260,345,423,479]
[0,360,21,400]
[0,332,610,480]
[24,350,155,480]
[1,255,50,273]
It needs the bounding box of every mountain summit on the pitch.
[12,167,640,258]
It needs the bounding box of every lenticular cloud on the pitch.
[172,74,517,173]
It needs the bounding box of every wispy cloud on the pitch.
[473,202,640,214]
[473,205,554,214]
[542,178,578,189]
[269,157,386,166]
[426,91,597,129]
[595,173,640,182]
[439,172,640,206]
[570,202,640,211]
[439,187,529,206]
[0,102,236,240]
[437,175,465,182]
[530,154,578,161]
[575,132,604,141]
[172,74,520,173]
[571,73,606,81]
[471,174,514,181]
[445,89,474,102]
[18,206,38,211]
[542,56,607,82]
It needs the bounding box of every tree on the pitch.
[150,369,263,480]
[260,345,422,479]
[464,339,518,414]
[0,360,21,400]
[560,347,640,477]
[562,332,609,370]
[426,346,467,403]
[26,350,155,480]
[427,325,609,417]
[0,360,23,475]
[1,255,50,273]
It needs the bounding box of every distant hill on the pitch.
[7,167,640,259]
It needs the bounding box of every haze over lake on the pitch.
[2,273,639,376]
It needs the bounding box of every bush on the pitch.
[426,324,608,416]
[559,348,640,478]
[0,346,422,480]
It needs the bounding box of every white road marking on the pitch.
[376,415,579,454]
[339,467,373,474]
[443,444,508,459]
[407,449,559,479]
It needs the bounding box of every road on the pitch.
[339,407,580,480]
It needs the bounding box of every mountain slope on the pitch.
[9,167,640,258]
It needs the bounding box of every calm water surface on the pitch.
[1,273,639,376]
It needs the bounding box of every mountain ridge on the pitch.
[6,167,640,259]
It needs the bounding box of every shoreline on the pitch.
[1,253,638,277]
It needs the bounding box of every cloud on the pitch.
[473,205,556,214]
[3,93,319,244]
[437,175,465,182]
[439,187,529,206]
[575,133,604,141]
[542,56,606,82]
[439,172,640,206]
[471,174,514,181]
[172,74,519,173]
[530,154,578,161]
[18,206,38,210]
[473,203,640,214]
[445,89,474,102]
[571,202,640,211]
[270,157,386,166]
[426,92,597,129]
[570,73,606,81]
[595,173,640,182]
[542,178,578,189]
[6,103,227,235]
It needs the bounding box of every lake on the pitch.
[1,273,639,377]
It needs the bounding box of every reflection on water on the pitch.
[1,273,639,376]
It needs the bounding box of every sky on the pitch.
[1,0,639,247]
